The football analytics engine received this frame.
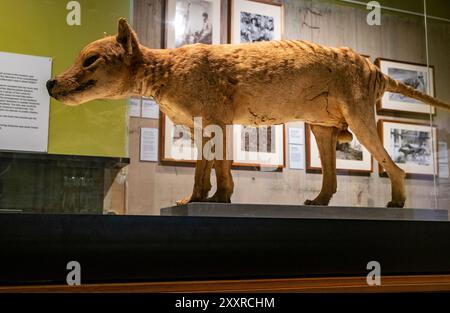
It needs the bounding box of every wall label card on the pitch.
[140,127,158,162]
[128,97,141,117]
[142,97,159,119]
[0,52,52,152]
[289,144,304,170]
[438,141,449,179]
[288,127,304,145]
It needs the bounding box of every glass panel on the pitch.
[425,0,450,211]
[0,0,449,216]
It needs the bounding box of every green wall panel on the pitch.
[0,0,130,157]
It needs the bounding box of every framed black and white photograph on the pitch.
[233,125,285,168]
[166,0,221,48]
[375,58,435,118]
[306,125,372,174]
[378,120,438,177]
[230,0,283,44]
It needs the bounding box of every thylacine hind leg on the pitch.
[341,102,406,207]
[208,124,234,203]
[305,125,339,206]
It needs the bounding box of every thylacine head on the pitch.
[47,18,144,105]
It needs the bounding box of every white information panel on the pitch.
[140,127,159,162]
[0,52,52,152]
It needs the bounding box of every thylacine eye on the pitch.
[83,55,100,68]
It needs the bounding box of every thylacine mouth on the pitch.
[55,79,97,98]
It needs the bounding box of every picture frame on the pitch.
[159,113,285,169]
[375,58,436,118]
[305,124,372,175]
[159,113,197,165]
[232,124,285,168]
[229,0,284,44]
[165,0,222,48]
[377,119,438,178]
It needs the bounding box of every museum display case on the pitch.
[0,0,449,290]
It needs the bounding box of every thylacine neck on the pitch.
[130,46,174,99]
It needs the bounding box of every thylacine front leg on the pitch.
[177,121,234,204]
[305,125,339,206]
[208,159,234,203]
[176,132,214,205]
[176,158,213,205]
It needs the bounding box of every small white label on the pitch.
[288,127,304,145]
[140,127,159,162]
[142,98,159,119]
[289,144,304,170]
[128,97,141,117]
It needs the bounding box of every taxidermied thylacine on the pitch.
[47,18,450,208]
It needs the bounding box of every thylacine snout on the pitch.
[46,77,97,101]
[45,79,57,95]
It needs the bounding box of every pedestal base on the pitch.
[162,202,449,221]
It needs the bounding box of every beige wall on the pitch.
[124,0,450,215]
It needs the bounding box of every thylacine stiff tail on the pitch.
[384,74,450,111]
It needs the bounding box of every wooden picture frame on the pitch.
[375,58,436,119]
[165,0,222,48]
[159,113,285,169]
[377,119,438,179]
[229,0,284,44]
[305,124,373,175]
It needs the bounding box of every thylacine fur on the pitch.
[47,18,450,208]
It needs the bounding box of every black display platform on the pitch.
[0,203,449,285]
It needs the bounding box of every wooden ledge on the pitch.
[2,275,450,293]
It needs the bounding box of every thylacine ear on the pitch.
[117,18,141,56]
